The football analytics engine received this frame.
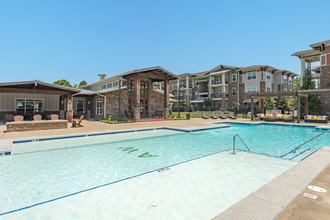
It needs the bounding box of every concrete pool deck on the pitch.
[1,118,330,141]
[1,118,330,219]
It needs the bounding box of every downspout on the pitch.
[97,93,107,119]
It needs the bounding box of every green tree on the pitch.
[277,96,290,113]
[293,77,301,90]
[78,80,88,88]
[203,98,212,110]
[289,97,297,110]
[264,97,276,112]
[180,100,189,112]
[300,69,324,117]
[54,79,74,88]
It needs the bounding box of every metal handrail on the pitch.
[233,134,250,155]
[294,129,330,153]
[253,117,263,124]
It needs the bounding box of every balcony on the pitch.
[169,86,173,90]
[212,80,222,85]
[212,94,222,98]
[199,89,208,93]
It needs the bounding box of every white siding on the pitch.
[0,93,59,111]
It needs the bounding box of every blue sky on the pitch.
[1,0,329,85]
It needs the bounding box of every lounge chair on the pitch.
[72,115,84,127]
[211,112,218,119]
[304,115,328,124]
[229,112,237,119]
[284,115,295,123]
[51,114,59,120]
[33,115,42,121]
[202,112,209,119]
[219,112,227,119]
[14,115,24,121]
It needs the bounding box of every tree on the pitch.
[53,79,88,88]
[289,97,297,110]
[203,98,212,110]
[180,100,189,112]
[264,97,276,112]
[277,96,290,113]
[54,79,74,88]
[78,80,88,88]
[300,69,324,117]
[293,77,301,90]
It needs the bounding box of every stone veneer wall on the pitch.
[149,90,165,118]
[106,89,128,118]
[260,81,266,93]
[239,83,250,107]
[320,65,330,113]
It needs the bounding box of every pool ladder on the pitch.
[232,134,250,155]
[253,117,263,124]
[293,129,330,153]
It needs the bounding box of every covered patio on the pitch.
[0,80,80,121]
[250,89,330,123]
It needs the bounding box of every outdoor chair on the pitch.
[14,115,24,122]
[4,114,14,124]
[304,115,328,124]
[51,114,59,120]
[72,115,84,128]
[284,115,295,123]
[219,112,227,119]
[211,112,218,119]
[202,112,209,119]
[33,115,42,121]
[229,112,237,119]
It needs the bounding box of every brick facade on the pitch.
[149,90,165,117]
[320,65,330,113]
[228,83,238,107]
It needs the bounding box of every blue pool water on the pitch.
[0,123,329,215]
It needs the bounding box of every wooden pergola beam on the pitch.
[298,93,308,97]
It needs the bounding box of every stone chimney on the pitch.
[98,74,107,81]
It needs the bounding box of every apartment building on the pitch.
[292,39,330,112]
[155,64,297,111]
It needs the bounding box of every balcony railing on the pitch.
[212,81,222,85]
[199,89,208,93]
[212,94,222,98]
[169,86,173,90]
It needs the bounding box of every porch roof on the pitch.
[0,80,80,94]
[190,98,205,103]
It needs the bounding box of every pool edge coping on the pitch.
[212,146,330,220]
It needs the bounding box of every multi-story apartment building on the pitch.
[155,64,297,111]
[292,39,330,113]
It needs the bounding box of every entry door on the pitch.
[140,99,148,118]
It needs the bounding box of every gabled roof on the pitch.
[205,64,238,75]
[81,66,177,89]
[239,65,278,72]
[0,80,80,92]
[309,39,330,48]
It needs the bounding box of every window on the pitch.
[113,81,119,87]
[321,54,330,66]
[267,87,271,92]
[217,103,221,107]
[289,77,292,84]
[16,99,43,114]
[247,87,257,93]
[189,92,192,99]
[77,100,84,111]
[284,76,287,83]
[107,83,112,88]
[175,83,177,89]
[96,99,102,115]
[102,85,106,89]
[195,91,198,98]
[175,94,177,99]
[232,74,237,82]
[266,72,271,80]
[232,88,237,96]
[232,103,235,107]
[247,72,257,80]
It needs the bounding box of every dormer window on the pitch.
[107,83,112,88]
[101,85,106,90]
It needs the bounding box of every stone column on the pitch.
[261,98,264,114]
[66,93,72,120]
[159,82,162,90]
[134,74,140,121]
[164,79,169,119]
[301,58,305,86]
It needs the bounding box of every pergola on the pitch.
[250,89,330,123]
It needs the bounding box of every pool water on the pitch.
[0,123,329,217]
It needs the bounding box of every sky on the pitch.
[1,0,329,85]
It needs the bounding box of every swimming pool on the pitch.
[0,123,329,218]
